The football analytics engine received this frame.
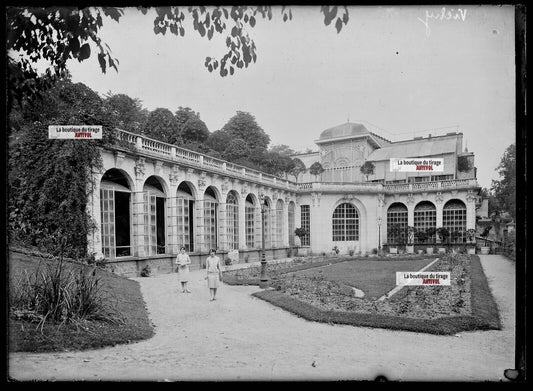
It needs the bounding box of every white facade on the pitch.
[88,123,480,275]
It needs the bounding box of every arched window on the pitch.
[262,198,272,249]
[203,187,218,251]
[443,200,467,242]
[288,201,295,246]
[245,195,256,248]
[226,192,239,250]
[387,203,408,244]
[176,182,195,252]
[276,199,284,247]
[143,177,167,255]
[414,201,436,243]
[100,169,132,258]
[332,203,359,241]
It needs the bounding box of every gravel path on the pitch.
[8,255,516,382]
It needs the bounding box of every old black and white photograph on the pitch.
[5,4,526,382]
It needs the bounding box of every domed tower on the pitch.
[314,122,389,183]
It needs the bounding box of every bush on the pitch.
[140,265,151,277]
[10,256,122,331]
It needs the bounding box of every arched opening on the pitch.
[261,197,273,249]
[288,201,296,246]
[387,203,408,244]
[332,202,359,241]
[100,169,132,258]
[414,201,437,243]
[276,199,284,247]
[443,199,467,243]
[203,186,219,251]
[226,191,239,250]
[176,182,195,252]
[245,194,257,248]
[143,176,167,255]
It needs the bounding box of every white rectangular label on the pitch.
[396,272,451,286]
[390,158,444,172]
[48,125,102,139]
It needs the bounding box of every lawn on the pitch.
[290,257,436,298]
[8,248,154,352]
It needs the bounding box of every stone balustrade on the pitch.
[115,129,293,190]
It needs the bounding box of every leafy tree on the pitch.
[290,158,306,181]
[180,117,210,144]
[104,92,146,132]
[491,143,516,219]
[223,138,252,162]
[309,161,325,181]
[259,151,295,177]
[7,6,349,112]
[269,144,296,157]
[457,155,473,172]
[206,129,232,153]
[221,111,270,153]
[360,161,375,181]
[142,108,180,144]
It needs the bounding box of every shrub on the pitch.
[10,256,122,331]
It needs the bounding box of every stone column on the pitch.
[466,191,477,230]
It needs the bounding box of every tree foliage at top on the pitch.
[221,111,270,153]
[7,6,349,112]
[141,107,180,144]
[104,92,147,132]
[491,143,516,219]
[309,161,325,179]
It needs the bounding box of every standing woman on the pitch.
[176,246,191,293]
[205,249,222,301]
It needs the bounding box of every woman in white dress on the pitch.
[205,249,222,301]
[175,246,191,293]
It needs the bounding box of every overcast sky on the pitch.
[65,5,516,189]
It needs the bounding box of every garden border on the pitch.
[249,255,501,335]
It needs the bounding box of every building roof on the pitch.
[367,136,458,161]
[318,122,370,141]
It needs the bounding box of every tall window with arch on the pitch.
[100,169,132,258]
[202,187,218,251]
[245,195,256,248]
[226,191,239,250]
[142,176,167,255]
[288,201,295,246]
[176,182,195,252]
[443,200,467,242]
[414,201,437,243]
[387,203,408,244]
[275,199,284,247]
[332,202,359,241]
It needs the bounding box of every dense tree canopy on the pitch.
[221,111,270,153]
[142,108,180,144]
[491,143,516,218]
[104,92,147,132]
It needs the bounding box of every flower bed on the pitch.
[243,254,500,334]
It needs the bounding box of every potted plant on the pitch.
[450,229,462,253]
[294,227,308,247]
[480,225,492,254]
[332,245,340,256]
[406,226,415,254]
[425,227,437,254]
[466,228,477,254]
[436,227,450,254]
